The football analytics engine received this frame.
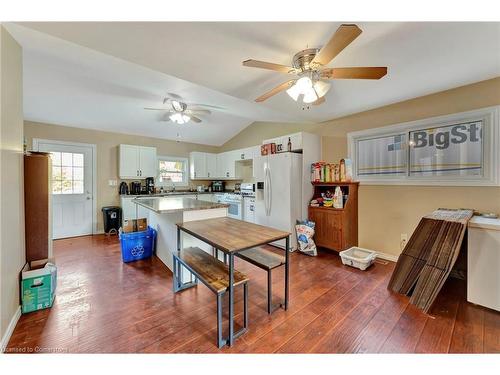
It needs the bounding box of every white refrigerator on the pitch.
[254,152,303,250]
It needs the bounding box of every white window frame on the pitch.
[347,106,500,186]
[157,155,189,187]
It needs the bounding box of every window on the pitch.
[348,106,500,186]
[50,152,85,194]
[157,156,188,186]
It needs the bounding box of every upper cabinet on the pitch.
[216,151,237,179]
[190,152,208,179]
[236,146,258,161]
[190,152,218,179]
[206,153,217,179]
[119,145,157,179]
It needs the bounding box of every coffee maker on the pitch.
[129,181,141,195]
[145,177,155,194]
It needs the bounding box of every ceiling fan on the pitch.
[242,24,387,105]
[144,94,222,124]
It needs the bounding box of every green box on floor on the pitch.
[21,259,57,314]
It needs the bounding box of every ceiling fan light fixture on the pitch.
[313,80,331,98]
[302,87,319,104]
[286,81,301,101]
[169,112,191,124]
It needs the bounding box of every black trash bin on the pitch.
[102,206,122,235]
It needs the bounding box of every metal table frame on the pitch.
[175,225,290,347]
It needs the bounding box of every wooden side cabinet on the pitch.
[307,182,358,252]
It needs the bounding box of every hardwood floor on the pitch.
[6,234,500,353]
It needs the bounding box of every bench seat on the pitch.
[177,246,248,294]
[237,246,285,270]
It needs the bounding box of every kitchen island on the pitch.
[133,197,228,280]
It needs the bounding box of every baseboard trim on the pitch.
[376,251,399,262]
[1,305,21,352]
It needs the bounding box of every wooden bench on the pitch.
[236,246,285,314]
[173,246,249,348]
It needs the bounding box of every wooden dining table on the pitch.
[176,216,291,347]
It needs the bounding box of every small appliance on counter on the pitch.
[234,183,241,194]
[145,177,155,194]
[212,180,225,192]
[130,181,142,195]
[197,185,206,192]
[119,181,129,195]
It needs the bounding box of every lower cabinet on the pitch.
[120,196,150,223]
[308,206,357,251]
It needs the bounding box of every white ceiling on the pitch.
[7,22,500,145]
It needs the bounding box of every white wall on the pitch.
[0,25,25,348]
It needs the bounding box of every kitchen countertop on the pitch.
[120,191,231,198]
[133,196,229,214]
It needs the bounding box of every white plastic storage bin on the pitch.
[339,247,377,271]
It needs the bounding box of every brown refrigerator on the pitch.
[24,152,52,261]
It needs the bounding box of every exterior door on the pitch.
[35,140,94,239]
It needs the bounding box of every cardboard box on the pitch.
[21,259,57,314]
[260,143,276,156]
[136,218,148,232]
[122,219,135,233]
[122,218,148,233]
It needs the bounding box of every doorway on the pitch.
[33,139,97,239]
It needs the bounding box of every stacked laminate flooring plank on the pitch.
[388,208,474,313]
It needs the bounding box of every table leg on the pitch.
[228,253,234,346]
[285,235,290,310]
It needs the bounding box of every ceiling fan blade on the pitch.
[190,116,202,123]
[186,109,211,115]
[255,80,294,102]
[312,24,362,66]
[312,96,326,106]
[187,103,225,111]
[144,107,171,111]
[243,59,296,74]
[321,67,387,80]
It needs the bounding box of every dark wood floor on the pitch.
[7,235,500,353]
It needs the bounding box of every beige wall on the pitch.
[221,77,500,258]
[24,121,219,232]
[219,121,311,151]
[0,26,25,345]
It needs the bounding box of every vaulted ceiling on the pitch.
[6,22,500,145]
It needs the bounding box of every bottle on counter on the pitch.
[287,137,292,152]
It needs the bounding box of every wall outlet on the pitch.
[108,179,117,187]
[400,233,408,250]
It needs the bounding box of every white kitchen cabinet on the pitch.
[217,151,238,179]
[236,147,255,161]
[139,146,157,178]
[119,144,157,179]
[120,196,150,223]
[189,152,218,179]
[189,152,207,179]
[206,153,217,179]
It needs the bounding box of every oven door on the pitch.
[224,200,242,220]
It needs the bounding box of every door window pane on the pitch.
[61,152,73,166]
[49,152,85,194]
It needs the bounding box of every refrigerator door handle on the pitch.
[267,167,272,216]
[264,166,270,216]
